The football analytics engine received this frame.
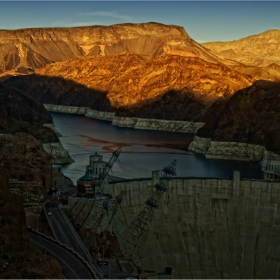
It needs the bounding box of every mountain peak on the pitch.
[0,22,225,74]
[203,29,280,67]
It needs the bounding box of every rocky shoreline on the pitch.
[188,135,268,162]
[43,104,205,134]
[44,104,280,167]
[42,142,74,165]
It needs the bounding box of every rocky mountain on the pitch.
[0,22,232,74]
[4,53,254,113]
[115,89,206,121]
[203,29,280,67]
[228,63,280,82]
[196,80,280,154]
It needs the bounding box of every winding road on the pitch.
[44,189,103,278]
[29,233,93,279]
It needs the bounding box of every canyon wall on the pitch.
[44,104,205,134]
[43,104,90,115]
[85,109,115,122]
[189,136,266,161]
[68,174,280,279]
[42,142,74,165]
[112,116,205,133]
[43,123,62,137]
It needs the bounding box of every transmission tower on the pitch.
[96,147,122,193]
[83,191,125,232]
[104,191,125,231]
[118,160,177,265]
[69,147,122,227]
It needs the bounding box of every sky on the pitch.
[0,1,279,42]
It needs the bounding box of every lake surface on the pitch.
[50,112,263,183]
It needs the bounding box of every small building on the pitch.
[261,151,280,181]
[77,152,109,196]
[77,174,95,197]
[86,152,107,180]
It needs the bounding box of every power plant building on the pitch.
[77,152,107,196]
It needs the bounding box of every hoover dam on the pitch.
[67,171,280,279]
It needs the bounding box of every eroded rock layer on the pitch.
[203,29,280,67]
[0,83,73,164]
[4,53,254,112]
[0,22,229,74]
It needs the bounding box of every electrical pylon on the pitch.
[118,160,177,265]
[69,147,121,227]
[95,147,122,194]
[83,191,125,232]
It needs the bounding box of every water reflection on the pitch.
[50,112,263,183]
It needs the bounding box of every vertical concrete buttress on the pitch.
[233,170,240,196]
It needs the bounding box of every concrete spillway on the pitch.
[68,172,280,279]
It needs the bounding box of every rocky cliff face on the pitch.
[0,22,229,74]
[0,83,57,143]
[0,85,65,277]
[4,53,254,115]
[0,133,52,191]
[196,80,280,154]
[189,136,266,161]
[229,63,280,82]
[112,116,204,133]
[0,83,74,208]
[0,171,62,279]
[0,83,73,164]
[203,29,280,67]
[0,171,29,250]
[115,89,206,120]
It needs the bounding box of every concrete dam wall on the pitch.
[68,174,280,279]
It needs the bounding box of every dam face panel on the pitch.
[108,177,280,279]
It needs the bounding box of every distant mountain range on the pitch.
[0,22,228,75]
[1,23,279,80]
[203,29,280,67]
[203,29,280,81]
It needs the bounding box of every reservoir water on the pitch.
[50,112,263,183]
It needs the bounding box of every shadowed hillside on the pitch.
[4,53,254,112]
[0,83,58,143]
[197,80,280,154]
